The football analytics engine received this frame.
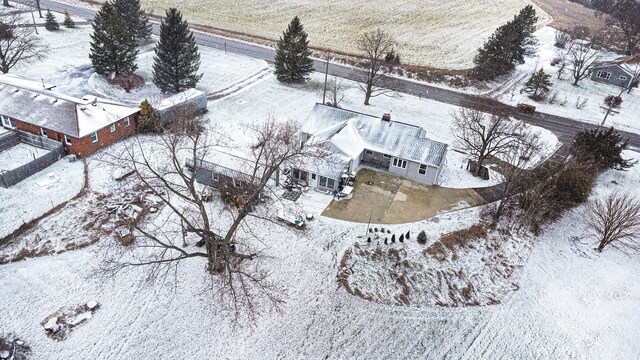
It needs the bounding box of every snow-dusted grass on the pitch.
[0,143,49,171]
[492,27,640,135]
[0,158,84,239]
[139,0,550,69]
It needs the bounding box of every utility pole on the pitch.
[322,54,329,104]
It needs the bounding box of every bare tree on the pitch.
[356,28,395,105]
[585,192,640,252]
[34,0,43,18]
[0,14,47,74]
[329,76,346,108]
[567,40,602,86]
[2,0,9,8]
[494,130,543,220]
[594,0,640,55]
[451,108,524,178]
[103,116,323,322]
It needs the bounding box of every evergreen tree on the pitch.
[44,9,59,31]
[63,10,75,28]
[137,99,164,133]
[572,127,636,171]
[473,6,538,81]
[274,16,314,83]
[114,0,152,42]
[90,2,138,76]
[153,8,202,93]
[523,68,552,100]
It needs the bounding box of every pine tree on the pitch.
[473,6,538,81]
[572,127,636,171]
[90,2,139,76]
[114,0,152,43]
[137,99,164,133]
[153,8,202,93]
[63,10,75,28]
[274,16,314,83]
[523,68,552,100]
[44,9,59,31]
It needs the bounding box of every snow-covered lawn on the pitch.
[0,157,84,239]
[0,143,50,172]
[1,151,639,359]
[492,27,640,135]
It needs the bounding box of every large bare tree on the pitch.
[567,40,602,86]
[585,192,640,252]
[595,0,640,55]
[104,116,323,321]
[0,14,47,74]
[356,28,395,105]
[451,108,525,178]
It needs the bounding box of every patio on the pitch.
[321,168,485,224]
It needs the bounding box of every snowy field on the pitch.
[1,148,639,359]
[0,143,49,171]
[491,27,640,135]
[0,158,85,239]
[134,0,549,69]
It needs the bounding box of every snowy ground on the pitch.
[0,157,84,239]
[490,27,640,135]
[0,143,50,172]
[1,150,639,359]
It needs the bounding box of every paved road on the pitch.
[21,0,640,149]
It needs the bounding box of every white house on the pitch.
[292,104,448,191]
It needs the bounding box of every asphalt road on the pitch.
[20,0,640,148]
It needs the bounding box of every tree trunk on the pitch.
[364,89,371,105]
[2,0,9,7]
[36,0,42,18]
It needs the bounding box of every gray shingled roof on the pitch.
[0,75,139,138]
[304,104,447,167]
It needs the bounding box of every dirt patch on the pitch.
[41,301,100,341]
[321,168,484,224]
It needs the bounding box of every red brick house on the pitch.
[0,74,140,156]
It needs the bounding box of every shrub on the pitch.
[380,227,384,233]
[374,227,378,232]
[417,230,427,245]
[391,234,396,243]
[439,224,487,251]
[45,10,60,31]
[384,238,388,245]
[369,228,373,233]
[406,231,410,239]
[63,10,75,28]
[399,234,404,242]
[367,237,371,243]
[387,229,391,234]
[604,95,623,108]
[107,72,144,92]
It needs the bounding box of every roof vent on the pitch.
[382,113,391,121]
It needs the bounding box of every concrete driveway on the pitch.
[321,168,485,224]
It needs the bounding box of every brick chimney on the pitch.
[382,113,391,121]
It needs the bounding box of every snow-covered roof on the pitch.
[293,152,351,180]
[593,55,640,75]
[304,104,448,167]
[201,148,261,180]
[0,75,139,138]
[155,88,206,111]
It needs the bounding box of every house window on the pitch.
[311,173,316,180]
[91,132,98,143]
[1,115,16,129]
[64,135,72,145]
[319,176,335,189]
[292,168,308,181]
[110,124,116,133]
[234,178,243,188]
[383,154,391,158]
[365,150,374,155]
[212,172,219,181]
[419,164,427,175]
[40,128,47,137]
[620,76,628,81]
[124,117,131,127]
[596,70,612,80]
[392,158,407,169]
